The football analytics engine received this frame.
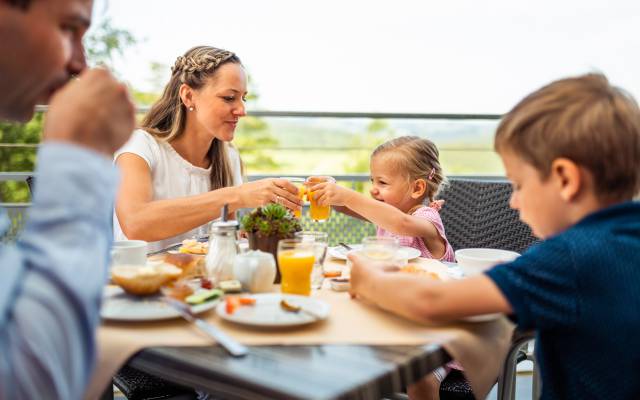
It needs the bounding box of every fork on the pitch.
[163,297,248,357]
[338,242,353,251]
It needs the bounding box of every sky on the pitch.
[93,0,640,114]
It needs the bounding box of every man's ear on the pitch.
[411,178,427,199]
[550,158,581,202]
[178,84,194,109]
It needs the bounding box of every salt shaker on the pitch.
[205,219,239,283]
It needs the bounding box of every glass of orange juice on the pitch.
[306,176,336,221]
[279,177,306,218]
[277,239,315,296]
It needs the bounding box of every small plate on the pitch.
[101,286,218,321]
[328,244,421,261]
[216,293,330,327]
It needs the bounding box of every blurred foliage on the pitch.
[0,114,42,202]
[342,120,395,192]
[84,18,137,71]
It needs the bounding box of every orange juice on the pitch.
[306,176,335,221]
[278,250,315,295]
[294,185,306,218]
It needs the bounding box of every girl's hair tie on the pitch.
[428,167,436,181]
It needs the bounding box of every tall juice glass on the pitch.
[306,176,335,221]
[277,239,315,296]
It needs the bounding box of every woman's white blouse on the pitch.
[113,129,243,252]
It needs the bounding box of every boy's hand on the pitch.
[348,252,389,299]
[43,68,135,156]
[308,181,354,207]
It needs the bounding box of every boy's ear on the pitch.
[550,158,582,202]
[411,178,427,199]
[179,83,194,109]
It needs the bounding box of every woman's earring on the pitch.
[188,106,194,112]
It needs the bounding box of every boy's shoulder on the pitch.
[536,201,640,270]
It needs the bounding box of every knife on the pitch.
[163,297,248,357]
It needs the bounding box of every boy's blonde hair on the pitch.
[372,136,446,202]
[495,73,640,202]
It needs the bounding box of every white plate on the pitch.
[101,286,218,321]
[216,293,330,327]
[328,244,421,261]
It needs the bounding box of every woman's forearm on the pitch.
[117,186,240,241]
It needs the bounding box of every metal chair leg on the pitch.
[497,335,531,400]
[532,354,541,400]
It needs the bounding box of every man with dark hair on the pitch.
[0,0,135,398]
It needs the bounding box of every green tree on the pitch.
[342,119,395,192]
[234,76,281,173]
[84,17,137,70]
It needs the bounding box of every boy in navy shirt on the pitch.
[349,73,640,399]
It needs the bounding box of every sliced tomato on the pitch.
[238,297,256,306]
[225,297,239,314]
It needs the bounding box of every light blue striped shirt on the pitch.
[0,142,118,399]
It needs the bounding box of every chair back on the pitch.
[438,178,538,253]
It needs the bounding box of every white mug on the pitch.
[111,240,148,267]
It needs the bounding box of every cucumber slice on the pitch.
[185,289,223,305]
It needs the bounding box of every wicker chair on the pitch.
[436,177,538,400]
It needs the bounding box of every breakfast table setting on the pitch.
[87,219,516,400]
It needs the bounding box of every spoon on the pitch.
[280,299,323,320]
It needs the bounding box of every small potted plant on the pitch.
[240,203,302,282]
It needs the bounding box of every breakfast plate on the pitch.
[328,244,421,261]
[216,293,330,327]
[101,286,218,321]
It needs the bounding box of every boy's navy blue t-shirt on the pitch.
[486,201,640,400]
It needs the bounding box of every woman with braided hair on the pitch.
[114,46,301,252]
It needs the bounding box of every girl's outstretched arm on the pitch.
[311,181,446,256]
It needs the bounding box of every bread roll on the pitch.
[164,253,205,279]
[112,263,182,296]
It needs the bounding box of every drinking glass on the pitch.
[280,177,307,218]
[361,236,400,263]
[295,231,328,290]
[277,239,315,296]
[306,176,336,221]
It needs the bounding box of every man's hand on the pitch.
[43,68,135,156]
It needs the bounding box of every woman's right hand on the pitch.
[237,178,302,211]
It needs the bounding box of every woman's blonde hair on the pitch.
[495,73,640,202]
[141,46,242,190]
[372,136,447,202]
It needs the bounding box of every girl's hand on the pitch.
[308,181,354,207]
[237,178,302,211]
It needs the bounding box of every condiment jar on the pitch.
[205,220,239,284]
[233,250,276,293]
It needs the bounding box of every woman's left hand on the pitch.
[237,178,302,211]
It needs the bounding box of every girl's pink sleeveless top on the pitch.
[376,205,455,262]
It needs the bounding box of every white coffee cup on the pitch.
[111,240,148,267]
[455,248,520,276]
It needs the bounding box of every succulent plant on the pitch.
[240,203,301,239]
